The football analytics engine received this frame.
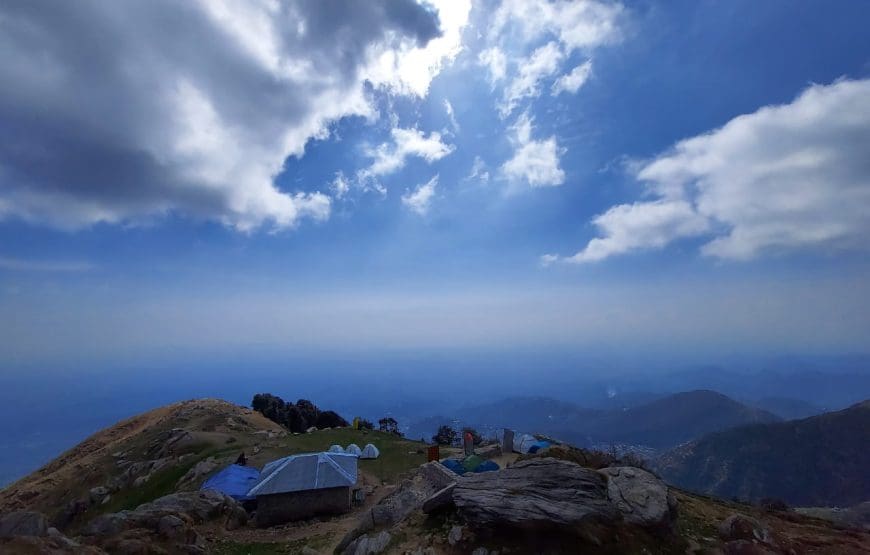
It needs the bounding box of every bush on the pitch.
[432,425,457,446]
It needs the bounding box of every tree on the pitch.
[378,417,400,436]
[432,425,457,446]
[316,410,349,429]
[358,418,374,430]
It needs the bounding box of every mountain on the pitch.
[751,396,826,420]
[656,400,870,507]
[408,390,780,452]
[586,390,781,449]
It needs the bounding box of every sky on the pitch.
[2,0,870,368]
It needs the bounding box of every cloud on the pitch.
[490,0,623,53]
[478,47,507,86]
[444,99,460,132]
[0,256,94,272]
[551,78,870,263]
[499,41,563,117]
[552,60,593,95]
[361,127,455,178]
[502,114,565,187]
[479,0,622,116]
[330,172,351,200]
[466,156,490,184]
[402,175,438,215]
[0,0,466,231]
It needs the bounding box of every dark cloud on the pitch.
[0,0,443,229]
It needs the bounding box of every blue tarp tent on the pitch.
[528,440,551,453]
[200,464,260,501]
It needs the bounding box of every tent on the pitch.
[528,440,551,453]
[200,464,260,501]
[345,443,362,456]
[249,452,358,497]
[360,443,380,459]
[328,444,344,453]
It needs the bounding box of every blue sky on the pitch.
[1,0,870,366]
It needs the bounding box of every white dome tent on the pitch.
[345,443,362,456]
[360,443,380,459]
[328,444,344,453]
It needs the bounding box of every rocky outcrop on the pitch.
[342,530,392,555]
[338,462,456,552]
[598,466,677,529]
[82,489,244,553]
[453,458,619,529]
[0,510,49,538]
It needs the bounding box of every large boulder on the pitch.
[597,466,677,529]
[84,489,241,539]
[453,458,619,529]
[338,462,455,551]
[0,511,49,538]
[343,530,392,555]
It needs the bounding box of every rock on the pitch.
[343,530,392,555]
[0,511,49,538]
[472,549,489,555]
[448,525,463,546]
[89,486,110,505]
[422,483,456,513]
[157,515,186,539]
[718,514,776,546]
[84,489,240,538]
[453,458,619,529]
[597,466,677,529]
[301,547,322,555]
[177,457,218,487]
[224,504,248,530]
[409,548,436,555]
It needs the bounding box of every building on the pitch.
[249,452,358,526]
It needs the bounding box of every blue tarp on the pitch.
[200,464,260,501]
[528,440,551,454]
[441,458,500,474]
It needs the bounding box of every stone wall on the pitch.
[256,486,351,526]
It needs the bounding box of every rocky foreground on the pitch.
[1,398,869,554]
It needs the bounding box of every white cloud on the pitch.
[480,0,622,119]
[330,172,351,200]
[502,114,565,187]
[478,47,507,85]
[500,41,563,117]
[466,156,490,184]
[402,175,438,215]
[490,0,623,53]
[361,128,455,179]
[552,60,593,95]
[0,1,466,231]
[551,78,870,263]
[444,99,460,132]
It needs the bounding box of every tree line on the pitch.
[251,393,348,433]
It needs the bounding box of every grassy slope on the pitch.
[246,427,428,483]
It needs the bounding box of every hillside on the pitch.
[751,396,825,420]
[1,398,869,554]
[0,399,426,527]
[657,400,870,507]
